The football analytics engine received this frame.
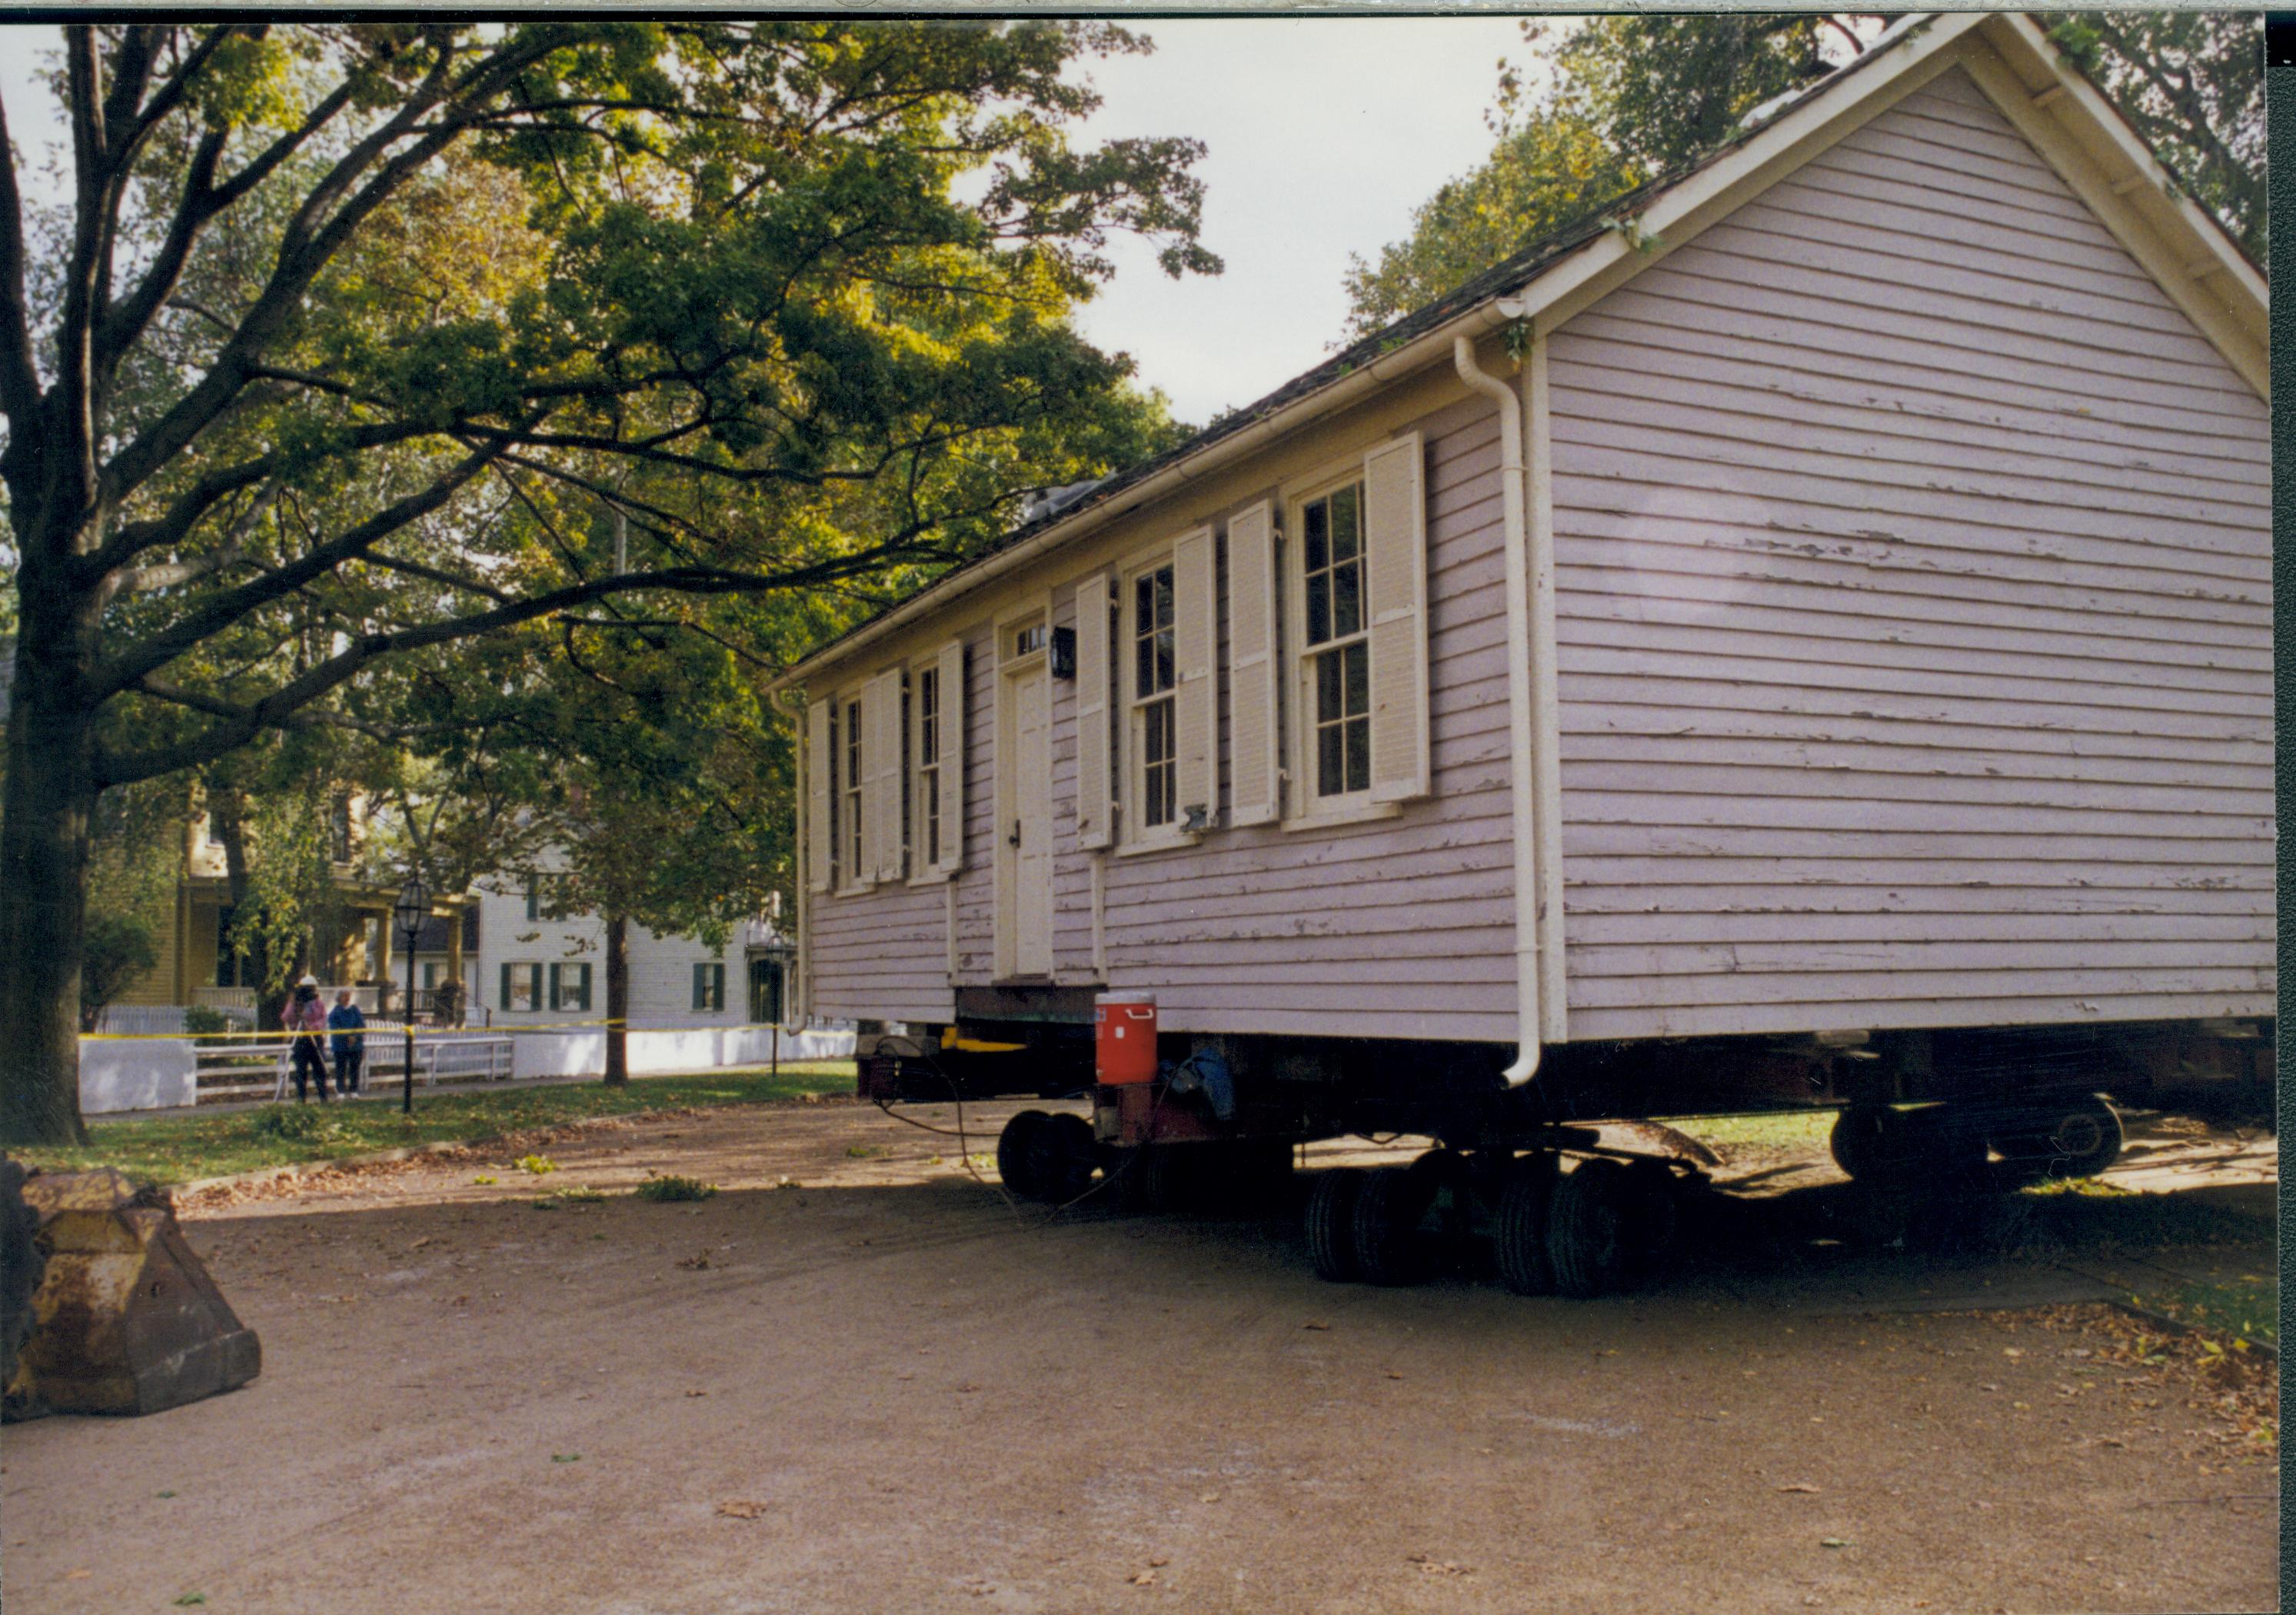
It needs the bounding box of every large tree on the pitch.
[0,22,1214,1144]
[1344,12,2261,337]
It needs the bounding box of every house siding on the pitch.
[1546,67,2274,1041]
[1096,393,1518,1040]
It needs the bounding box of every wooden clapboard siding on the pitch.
[807,620,994,1025]
[1093,391,1519,1040]
[1548,67,2273,1043]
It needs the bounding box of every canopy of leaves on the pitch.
[3,22,1212,796]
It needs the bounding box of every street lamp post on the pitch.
[393,873,430,1117]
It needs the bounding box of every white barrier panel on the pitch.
[508,1026,856,1082]
[79,1038,198,1114]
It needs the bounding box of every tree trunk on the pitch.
[603,912,629,1087]
[0,581,98,1147]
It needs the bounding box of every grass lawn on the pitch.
[1664,1110,1837,1153]
[13,1063,857,1187]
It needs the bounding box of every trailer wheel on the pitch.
[1492,1153,1561,1296]
[2031,1096,2124,1179]
[1306,1168,1367,1284]
[996,1110,1053,1201]
[1546,1158,1635,1299]
[1351,1164,1442,1287]
[1829,1106,1900,1181]
[1038,1114,1099,1204]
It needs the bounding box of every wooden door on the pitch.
[997,656,1054,978]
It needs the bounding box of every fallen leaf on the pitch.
[717,1500,769,1520]
[551,1453,581,1463]
[676,1254,711,1270]
[1777,1483,1820,1494]
[1302,1320,1331,1330]
[1200,1491,1222,1503]
[1149,1557,1170,1567]
[2003,1347,2022,1358]
[65,1570,91,1581]
[685,1389,708,1398]
[1979,1383,2002,1392]
[174,1597,206,1608]
[1130,1570,1157,1587]
[1821,1538,1851,1549]
[1386,1371,1405,1380]
[410,1237,433,1250]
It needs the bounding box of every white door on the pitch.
[997,657,1054,978]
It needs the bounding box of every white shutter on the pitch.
[805,698,833,894]
[933,638,967,876]
[1224,500,1279,827]
[867,668,904,882]
[1073,573,1114,851]
[1173,525,1216,827]
[1363,431,1431,803]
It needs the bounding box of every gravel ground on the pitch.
[1,1096,2277,1613]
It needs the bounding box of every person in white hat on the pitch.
[281,974,334,1102]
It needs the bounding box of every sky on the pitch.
[0,18,1538,425]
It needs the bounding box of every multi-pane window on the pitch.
[329,794,354,864]
[1302,481,1370,798]
[693,961,725,1012]
[916,666,942,867]
[842,697,864,885]
[1131,563,1177,830]
[502,962,541,1012]
[549,962,592,1013]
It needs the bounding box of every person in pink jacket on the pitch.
[282,975,334,1102]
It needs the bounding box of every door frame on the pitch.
[993,606,1053,981]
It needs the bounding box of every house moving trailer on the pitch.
[768,14,2272,1297]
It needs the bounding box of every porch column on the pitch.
[444,907,465,1025]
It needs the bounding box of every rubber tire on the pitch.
[1038,1114,1099,1204]
[1306,1167,1367,1284]
[1493,1153,1561,1297]
[1547,1157,1635,1300]
[996,1110,1053,1201]
[1829,1105,1899,1181]
[2035,1095,2124,1178]
[0,1157,39,1391]
[1352,1164,1439,1287]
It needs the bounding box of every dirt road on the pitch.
[2,1097,2277,1613]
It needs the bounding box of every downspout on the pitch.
[1452,317,1543,1086]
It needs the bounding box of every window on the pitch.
[1011,622,1047,658]
[1300,481,1370,801]
[215,904,245,987]
[421,961,443,992]
[1130,561,1178,831]
[693,961,725,1012]
[549,962,592,1013]
[501,962,541,1012]
[842,698,864,887]
[915,665,942,868]
[204,814,226,850]
[524,873,543,921]
[329,794,354,864]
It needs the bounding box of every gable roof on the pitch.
[770,11,2264,694]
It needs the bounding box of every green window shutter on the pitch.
[500,962,513,1011]
[692,963,706,1011]
[575,964,591,1012]
[547,964,561,1011]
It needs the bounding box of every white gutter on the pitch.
[1451,320,1542,1087]
[768,293,1542,695]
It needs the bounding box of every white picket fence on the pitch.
[196,1024,514,1102]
